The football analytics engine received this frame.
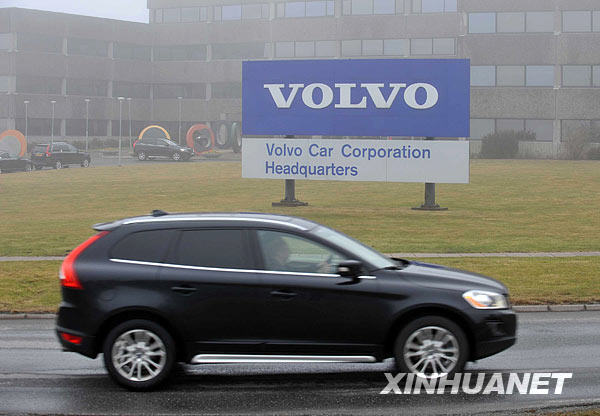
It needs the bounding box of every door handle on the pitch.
[171,285,197,295]
[270,290,298,299]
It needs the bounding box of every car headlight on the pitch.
[462,290,508,309]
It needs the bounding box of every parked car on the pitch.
[0,151,32,173]
[56,212,516,390]
[30,142,91,170]
[133,138,193,161]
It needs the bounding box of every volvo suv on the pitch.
[56,211,516,390]
[132,138,193,161]
[31,142,91,170]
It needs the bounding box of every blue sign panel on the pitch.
[242,59,470,137]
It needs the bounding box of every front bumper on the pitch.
[471,309,517,360]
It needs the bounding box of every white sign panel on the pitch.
[242,139,469,183]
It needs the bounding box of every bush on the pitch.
[587,146,600,160]
[480,130,535,159]
[560,126,591,160]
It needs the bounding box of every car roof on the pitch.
[93,212,319,232]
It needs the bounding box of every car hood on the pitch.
[397,261,508,293]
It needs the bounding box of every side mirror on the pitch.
[337,260,363,278]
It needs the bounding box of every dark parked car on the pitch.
[0,151,32,173]
[133,138,193,161]
[31,142,91,170]
[57,212,516,390]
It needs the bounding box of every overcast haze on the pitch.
[2,0,149,22]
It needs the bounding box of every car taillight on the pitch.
[45,144,51,157]
[133,140,138,150]
[60,231,109,289]
[60,332,83,345]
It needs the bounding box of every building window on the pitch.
[0,33,10,51]
[497,66,525,86]
[295,41,315,57]
[222,5,242,20]
[114,43,151,61]
[525,66,554,87]
[16,76,62,94]
[525,11,554,33]
[470,119,495,140]
[563,65,592,87]
[594,66,600,86]
[496,119,525,132]
[410,38,432,55]
[470,66,495,86]
[163,8,181,23]
[562,11,591,32]
[275,42,294,57]
[154,9,163,23]
[419,0,456,13]
[281,1,334,17]
[212,82,242,99]
[15,118,60,137]
[212,42,267,59]
[153,83,206,99]
[17,33,62,53]
[384,39,406,56]
[66,79,108,96]
[65,119,108,136]
[432,38,454,54]
[594,11,600,31]
[363,39,383,55]
[497,12,525,33]
[373,0,396,14]
[112,82,151,99]
[0,75,9,92]
[179,7,208,22]
[341,40,362,56]
[525,119,553,141]
[468,13,495,34]
[154,45,207,61]
[67,38,109,57]
[216,3,269,20]
[315,40,337,56]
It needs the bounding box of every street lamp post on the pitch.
[177,96,183,145]
[127,97,132,150]
[50,100,56,143]
[84,98,90,152]
[23,100,29,146]
[118,96,124,166]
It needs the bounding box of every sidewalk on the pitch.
[2,251,599,262]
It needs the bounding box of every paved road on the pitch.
[0,312,599,415]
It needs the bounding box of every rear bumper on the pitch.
[56,326,98,359]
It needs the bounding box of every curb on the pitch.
[1,306,599,319]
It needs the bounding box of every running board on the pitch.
[191,354,377,364]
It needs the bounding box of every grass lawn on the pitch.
[1,257,598,312]
[0,159,598,257]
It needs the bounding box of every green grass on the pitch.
[1,257,597,312]
[0,159,598,257]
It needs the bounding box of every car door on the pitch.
[252,229,386,356]
[158,139,172,157]
[159,227,265,355]
[65,144,80,164]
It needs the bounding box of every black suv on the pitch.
[0,151,32,173]
[57,212,516,390]
[31,142,91,170]
[133,138,193,161]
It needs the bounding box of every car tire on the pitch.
[55,160,62,169]
[81,159,90,168]
[171,152,182,161]
[103,319,176,391]
[393,316,468,379]
[137,152,147,161]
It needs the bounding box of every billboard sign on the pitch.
[242,138,469,183]
[242,59,470,137]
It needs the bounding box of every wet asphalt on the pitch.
[0,312,599,415]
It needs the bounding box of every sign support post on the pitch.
[272,135,309,207]
[412,137,448,211]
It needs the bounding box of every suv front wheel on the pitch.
[103,319,176,390]
[393,316,468,379]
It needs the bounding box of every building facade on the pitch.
[0,0,599,155]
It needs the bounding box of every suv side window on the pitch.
[66,144,77,152]
[110,230,174,263]
[256,230,347,274]
[174,229,251,269]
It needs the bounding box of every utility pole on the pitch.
[50,100,56,144]
[177,96,183,145]
[127,97,132,150]
[84,98,90,152]
[118,96,124,166]
[23,100,29,145]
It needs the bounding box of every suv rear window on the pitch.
[111,230,173,263]
[175,229,251,269]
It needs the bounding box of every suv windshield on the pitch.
[310,225,396,270]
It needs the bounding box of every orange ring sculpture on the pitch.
[0,129,27,157]
[186,124,215,155]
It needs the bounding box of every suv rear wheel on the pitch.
[137,151,147,161]
[103,319,176,390]
[55,160,62,169]
[394,316,468,378]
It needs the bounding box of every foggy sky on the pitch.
[2,0,149,23]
